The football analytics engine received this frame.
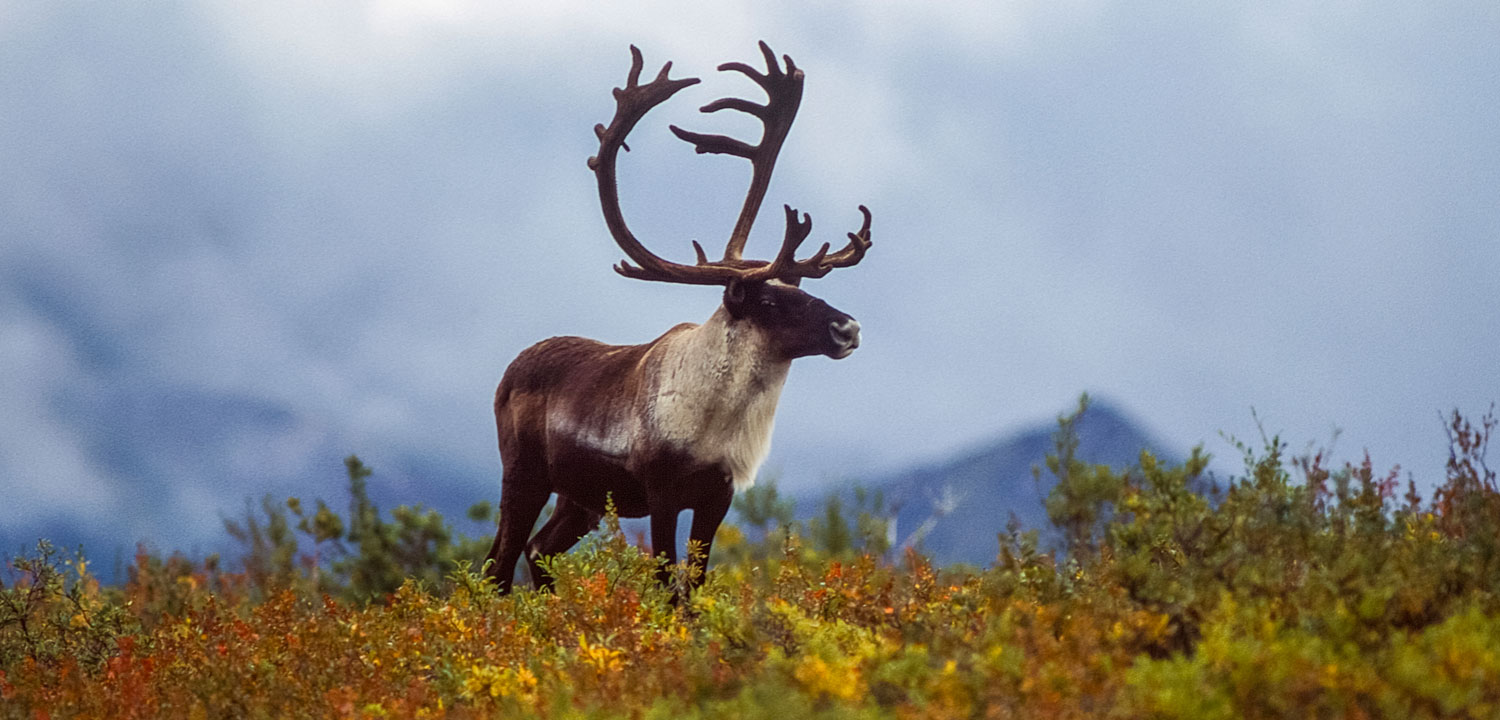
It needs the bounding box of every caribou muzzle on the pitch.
[828,317,861,359]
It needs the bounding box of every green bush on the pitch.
[222,455,493,602]
[0,541,137,672]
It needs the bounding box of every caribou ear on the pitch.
[723,278,751,318]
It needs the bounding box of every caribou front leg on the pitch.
[684,482,734,594]
[647,492,682,595]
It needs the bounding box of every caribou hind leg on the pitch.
[523,496,602,589]
[484,462,552,593]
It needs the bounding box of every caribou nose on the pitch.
[829,318,861,356]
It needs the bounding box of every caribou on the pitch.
[483,42,872,595]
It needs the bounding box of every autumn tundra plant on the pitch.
[483,42,874,596]
[6,404,1500,718]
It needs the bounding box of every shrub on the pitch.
[222,455,492,603]
[2,401,1498,718]
[0,541,137,673]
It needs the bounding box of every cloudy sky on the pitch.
[3,1,1496,555]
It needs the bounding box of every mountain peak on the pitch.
[812,397,1174,567]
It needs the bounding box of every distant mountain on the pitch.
[798,400,1178,568]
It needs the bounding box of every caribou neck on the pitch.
[645,305,791,490]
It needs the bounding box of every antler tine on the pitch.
[719,40,784,85]
[668,40,804,263]
[762,205,817,275]
[742,205,873,284]
[820,204,874,269]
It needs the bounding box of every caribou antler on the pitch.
[587,46,728,285]
[669,41,804,263]
[742,204,872,284]
[589,43,872,287]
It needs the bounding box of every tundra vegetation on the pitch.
[3,401,1499,719]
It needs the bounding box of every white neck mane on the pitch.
[645,306,791,490]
